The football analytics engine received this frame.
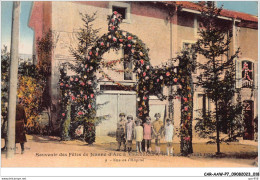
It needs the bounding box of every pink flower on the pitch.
[166,72,170,76]
[111,26,115,30]
[84,95,88,100]
[128,36,132,40]
[70,78,74,81]
[131,49,135,53]
[183,97,188,102]
[78,111,83,115]
[184,136,190,141]
[88,104,92,108]
[96,52,98,56]
[75,78,78,81]
[80,82,85,86]
[62,113,65,117]
[157,79,159,82]
[143,72,146,77]
[85,64,88,68]
[140,59,144,65]
[66,84,69,87]
[71,96,76,101]
[174,78,178,83]
[138,107,142,111]
[91,94,94,98]
[184,106,188,111]
[144,96,147,100]
[128,44,131,47]
[100,42,104,46]
[119,39,123,42]
[60,83,64,86]
[113,37,117,42]
[89,51,92,55]
[114,11,118,15]
[87,56,90,60]
[111,18,115,22]
[88,81,92,85]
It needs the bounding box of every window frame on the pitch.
[109,2,131,24]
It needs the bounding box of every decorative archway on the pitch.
[59,11,194,155]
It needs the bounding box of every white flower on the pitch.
[137,68,141,73]
[160,75,163,80]
[120,44,123,47]
[146,65,149,70]
[137,97,140,101]
[90,66,93,70]
[145,76,149,80]
[108,35,111,39]
[96,48,99,51]
[84,75,87,79]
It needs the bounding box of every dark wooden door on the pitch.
[243,100,254,140]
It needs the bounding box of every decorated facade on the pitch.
[29,1,258,146]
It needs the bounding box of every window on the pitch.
[242,61,254,88]
[182,41,196,73]
[109,2,131,23]
[112,6,126,19]
[123,60,133,80]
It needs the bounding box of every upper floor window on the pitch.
[109,2,131,23]
[112,6,126,19]
[124,60,133,80]
[242,61,254,88]
[182,41,196,73]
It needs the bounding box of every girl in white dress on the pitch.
[164,118,174,156]
[134,118,143,153]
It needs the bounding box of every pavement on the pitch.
[1,135,258,167]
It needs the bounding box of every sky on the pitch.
[1,1,258,55]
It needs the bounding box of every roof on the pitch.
[159,1,258,23]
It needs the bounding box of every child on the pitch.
[164,118,174,156]
[134,118,143,153]
[116,113,127,151]
[143,116,153,153]
[152,113,164,154]
[125,115,135,152]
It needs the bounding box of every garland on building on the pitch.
[58,11,195,155]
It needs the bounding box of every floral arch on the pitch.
[59,11,195,155]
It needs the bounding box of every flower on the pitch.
[184,106,188,111]
[80,91,83,94]
[138,107,142,111]
[127,36,132,40]
[60,83,64,86]
[84,75,87,79]
[75,78,78,81]
[113,37,117,42]
[66,84,69,87]
[108,35,111,39]
[119,39,123,42]
[122,32,126,36]
[88,80,92,85]
[78,111,84,115]
[107,42,110,47]
[131,49,135,53]
[140,59,144,65]
[160,75,163,80]
[137,68,141,73]
[143,72,146,76]
[89,51,92,55]
[174,78,178,82]
[183,97,188,102]
[85,64,88,68]
[166,72,170,76]
[188,94,192,98]
[84,95,88,100]
[90,66,93,70]
[87,56,90,60]
[157,79,159,82]
[91,94,94,98]
[114,11,118,15]
[111,18,115,22]
[144,96,147,100]
[100,42,104,46]
[62,113,65,117]
[128,44,131,47]
[88,104,92,108]
[139,52,144,56]
[145,76,149,80]
[96,52,98,56]
[70,77,74,81]
[111,26,115,30]
[71,96,76,101]
[184,136,190,141]
[146,65,149,70]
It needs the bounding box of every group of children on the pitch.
[116,112,174,156]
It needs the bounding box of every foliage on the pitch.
[195,2,240,153]
[17,74,44,129]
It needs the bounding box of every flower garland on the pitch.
[59,11,195,155]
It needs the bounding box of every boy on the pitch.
[116,113,127,151]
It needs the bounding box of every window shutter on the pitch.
[254,63,258,89]
[236,60,242,88]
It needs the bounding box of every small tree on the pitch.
[195,2,240,154]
